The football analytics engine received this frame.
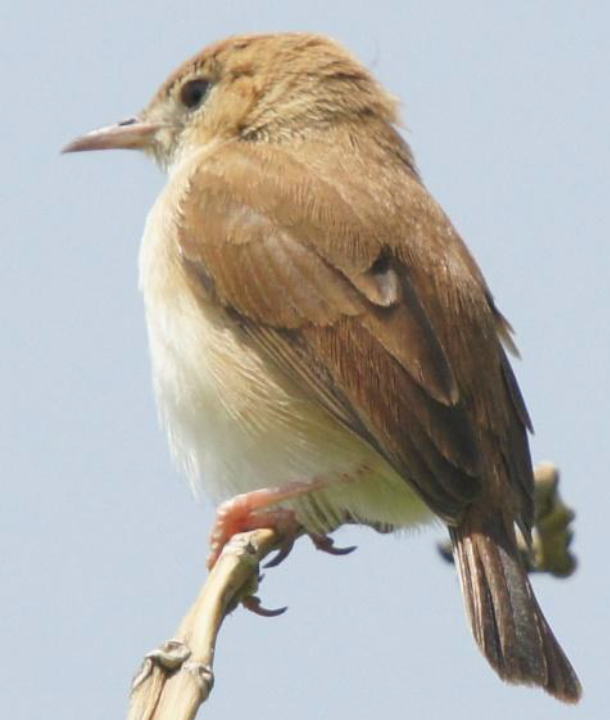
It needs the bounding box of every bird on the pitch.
[63,32,581,702]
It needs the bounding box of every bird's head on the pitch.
[62,33,399,171]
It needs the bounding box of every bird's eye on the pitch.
[179,79,210,110]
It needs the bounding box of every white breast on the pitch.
[138,160,432,533]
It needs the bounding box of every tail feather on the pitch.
[451,513,581,703]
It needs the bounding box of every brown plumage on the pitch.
[63,32,581,702]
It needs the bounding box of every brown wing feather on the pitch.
[178,139,533,527]
[180,143,461,404]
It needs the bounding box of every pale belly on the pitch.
[138,173,432,534]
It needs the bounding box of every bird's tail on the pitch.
[450,510,581,702]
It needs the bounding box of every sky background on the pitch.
[2,2,609,719]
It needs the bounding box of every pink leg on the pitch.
[207,478,358,571]
[208,480,326,570]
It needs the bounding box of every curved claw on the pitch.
[263,536,297,568]
[242,595,288,618]
[311,534,357,556]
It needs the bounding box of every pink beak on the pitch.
[62,117,159,153]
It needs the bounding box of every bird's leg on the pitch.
[208,483,311,570]
[207,478,355,570]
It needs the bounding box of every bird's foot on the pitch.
[242,527,356,617]
[208,500,297,570]
[241,594,287,617]
[207,482,357,571]
[309,533,357,557]
[208,481,326,570]
[263,526,356,568]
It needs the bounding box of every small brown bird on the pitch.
[63,33,581,701]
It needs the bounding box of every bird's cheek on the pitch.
[207,80,262,137]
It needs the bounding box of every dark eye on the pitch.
[179,79,210,110]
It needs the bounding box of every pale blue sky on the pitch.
[2,2,608,719]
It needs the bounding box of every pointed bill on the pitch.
[62,117,159,153]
